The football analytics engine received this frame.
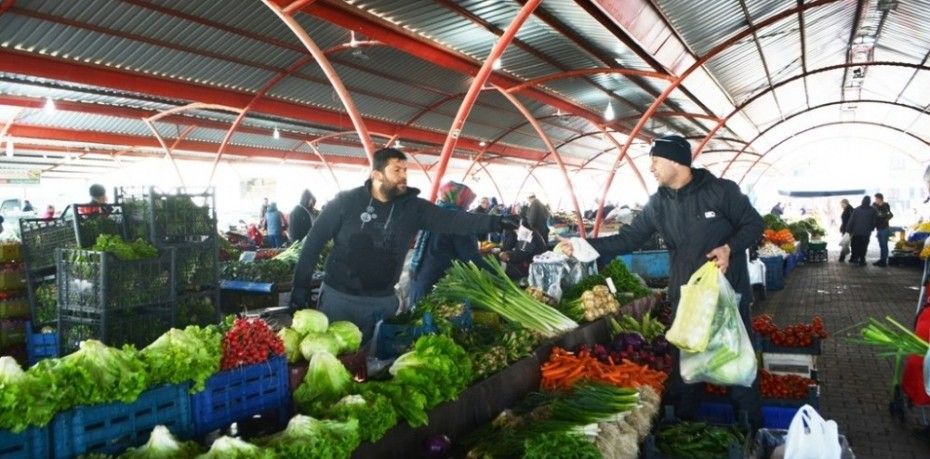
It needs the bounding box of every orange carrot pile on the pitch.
[540,347,667,393]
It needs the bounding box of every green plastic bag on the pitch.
[666,262,719,353]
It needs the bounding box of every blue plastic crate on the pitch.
[372,313,437,360]
[697,401,737,424]
[0,426,50,459]
[25,321,58,365]
[760,256,784,291]
[53,383,192,458]
[191,355,289,437]
[617,250,669,280]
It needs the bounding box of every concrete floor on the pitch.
[756,251,930,459]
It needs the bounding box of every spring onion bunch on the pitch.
[854,316,929,356]
[432,257,577,337]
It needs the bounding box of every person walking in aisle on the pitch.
[558,134,764,430]
[288,189,318,243]
[846,196,877,266]
[289,148,518,342]
[838,199,852,262]
[525,193,550,242]
[872,193,894,267]
[263,202,287,248]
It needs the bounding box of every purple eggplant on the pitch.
[651,335,670,355]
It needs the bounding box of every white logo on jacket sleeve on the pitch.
[704,211,717,218]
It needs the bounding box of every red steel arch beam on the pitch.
[429,0,542,202]
[467,161,505,203]
[494,85,586,237]
[739,121,930,185]
[719,96,930,178]
[591,129,650,236]
[263,0,375,162]
[693,62,930,173]
[505,67,672,94]
[303,141,342,191]
[591,0,840,237]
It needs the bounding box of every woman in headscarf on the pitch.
[408,182,488,307]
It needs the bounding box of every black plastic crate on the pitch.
[59,305,174,354]
[116,187,216,244]
[23,273,57,329]
[56,248,176,314]
[176,289,221,328]
[72,204,127,248]
[19,215,76,274]
[174,237,220,292]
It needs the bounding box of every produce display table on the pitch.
[351,312,616,459]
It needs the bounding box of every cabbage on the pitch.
[329,394,398,442]
[292,309,329,335]
[197,436,270,459]
[119,425,201,458]
[141,327,222,393]
[299,332,341,361]
[292,352,351,413]
[257,415,360,459]
[278,328,303,363]
[328,321,362,354]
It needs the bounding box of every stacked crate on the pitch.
[0,241,27,363]
[117,187,221,327]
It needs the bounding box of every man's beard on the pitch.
[379,181,406,199]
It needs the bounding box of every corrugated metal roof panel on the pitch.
[861,65,913,102]
[802,71,843,108]
[772,80,808,116]
[704,38,770,104]
[17,108,151,136]
[267,75,421,122]
[332,46,472,95]
[654,0,746,56]
[741,93,782,129]
[536,0,656,72]
[877,0,930,63]
[745,0,795,25]
[802,2,853,71]
[756,19,803,84]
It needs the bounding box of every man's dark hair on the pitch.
[89,184,106,198]
[373,148,407,172]
[874,192,884,200]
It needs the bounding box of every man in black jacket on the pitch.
[872,193,893,267]
[562,134,764,429]
[290,148,517,341]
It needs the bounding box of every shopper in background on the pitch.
[22,200,33,212]
[408,182,488,306]
[290,148,519,342]
[259,197,269,227]
[838,199,852,262]
[79,184,108,216]
[770,202,784,216]
[846,195,877,266]
[263,202,286,248]
[288,189,318,243]
[558,134,764,430]
[472,197,491,214]
[43,205,55,219]
[499,218,548,280]
[525,193,550,242]
[872,193,893,267]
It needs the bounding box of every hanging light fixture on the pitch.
[479,140,487,147]
[4,138,12,158]
[43,97,56,113]
[492,58,502,70]
[273,127,280,139]
[393,139,404,149]
[603,102,615,122]
[349,31,360,48]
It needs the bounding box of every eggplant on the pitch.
[651,335,670,355]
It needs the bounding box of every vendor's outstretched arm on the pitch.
[587,204,657,258]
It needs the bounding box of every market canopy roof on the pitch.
[0,0,927,188]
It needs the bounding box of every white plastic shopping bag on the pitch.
[784,405,842,459]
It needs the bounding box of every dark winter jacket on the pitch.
[504,230,548,280]
[847,203,878,237]
[525,199,550,241]
[288,205,316,242]
[873,202,893,230]
[588,168,763,309]
[839,206,852,234]
[408,232,486,306]
[291,181,502,303]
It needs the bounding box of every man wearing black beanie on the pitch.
[561,134,765,430]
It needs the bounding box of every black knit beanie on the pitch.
[649,135,692,167]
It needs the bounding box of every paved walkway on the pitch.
[757,252,930,459]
